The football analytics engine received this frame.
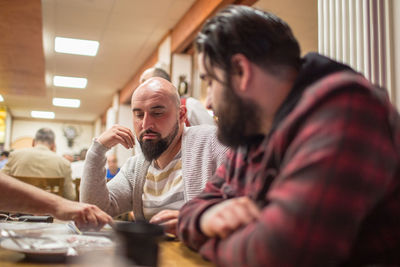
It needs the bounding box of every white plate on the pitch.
[0,234,115,261]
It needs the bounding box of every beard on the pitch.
[139,121,179,161]
[214,84,263,148]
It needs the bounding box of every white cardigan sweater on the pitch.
[80,125,228,220]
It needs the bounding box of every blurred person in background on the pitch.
[2,128,75,200]
[106,154,120,181]
[71,148,88,180]
[0,150,9,169]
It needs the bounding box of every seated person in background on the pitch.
[0,151,9,169]
[177,5,400,267]
[71,148,88,180]
[81,78,228,235]
[106,154,120,181]
[2,128,75,200]
[140,67,214,126]
[0,172,111,230]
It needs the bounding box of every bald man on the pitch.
[81,78,227,234]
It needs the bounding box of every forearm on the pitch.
[178,174,228,249]
[0,173,61,215]
[80,140,134,216]
[178,198,221,250]
[80,140,109,209]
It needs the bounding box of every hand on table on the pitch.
[54,199,113,231]
[150,210,179,236]
[98,124,135,149]
[200,197,260,239]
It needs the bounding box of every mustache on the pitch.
[139,129,161,140]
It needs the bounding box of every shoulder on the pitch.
[184,125,217,138]
[304,71,380,105]
[55,154,71,167]
[185,97,202,106]
[182,125,228,156]
[8,147,38,160]
[10,147,32,155]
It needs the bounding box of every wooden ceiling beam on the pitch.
[118,0,258,105]
[0,0,45,97]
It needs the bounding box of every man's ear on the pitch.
[179,105,187,124]
[231,54,251,93]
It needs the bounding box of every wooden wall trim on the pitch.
[171,0,232,54]
[171,0,258,54]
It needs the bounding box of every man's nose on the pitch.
[205,86,213,109]
[142,113,154,130]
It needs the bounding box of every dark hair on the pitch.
[153,68,171,82]
[196,5,301,82]
[35,128,55,145]
[1,151,9,157]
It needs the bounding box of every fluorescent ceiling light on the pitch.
[55,37,99,56]
[53,97,80,108]
[31,111,55,119]
[0,95,3,102]
[53,76,87,89]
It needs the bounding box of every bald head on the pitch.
[132,77,180,109]
[140,67,171,84]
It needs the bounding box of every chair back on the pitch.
[12,176,64,197]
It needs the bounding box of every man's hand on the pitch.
[98,125,135,149]
[54,199,113,231]
[150,210,179,236]
[200,197,260,239]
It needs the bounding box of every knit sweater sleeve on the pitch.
[182,125,229,201]
[80,139,134,216]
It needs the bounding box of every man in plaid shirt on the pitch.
[177,5,400,267]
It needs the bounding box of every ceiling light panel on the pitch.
[53,97,80,108]
[31,111,55,119]
[53,76,87,88]
[55,37,99,56]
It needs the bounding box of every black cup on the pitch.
[114,221,164,267]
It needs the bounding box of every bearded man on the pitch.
[80,78,227,234]
[177,5,400,267]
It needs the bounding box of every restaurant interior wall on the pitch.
[158,36,172,74]
[254,0,318,55]
[10,119,93,157]
[115,104,134,167]
[171,54,193,97]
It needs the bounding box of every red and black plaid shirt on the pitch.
[178,70,400,266]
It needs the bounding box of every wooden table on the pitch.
[0,239,214,267]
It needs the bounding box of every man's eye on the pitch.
[135,113,144,118]
[152,112,163,117]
